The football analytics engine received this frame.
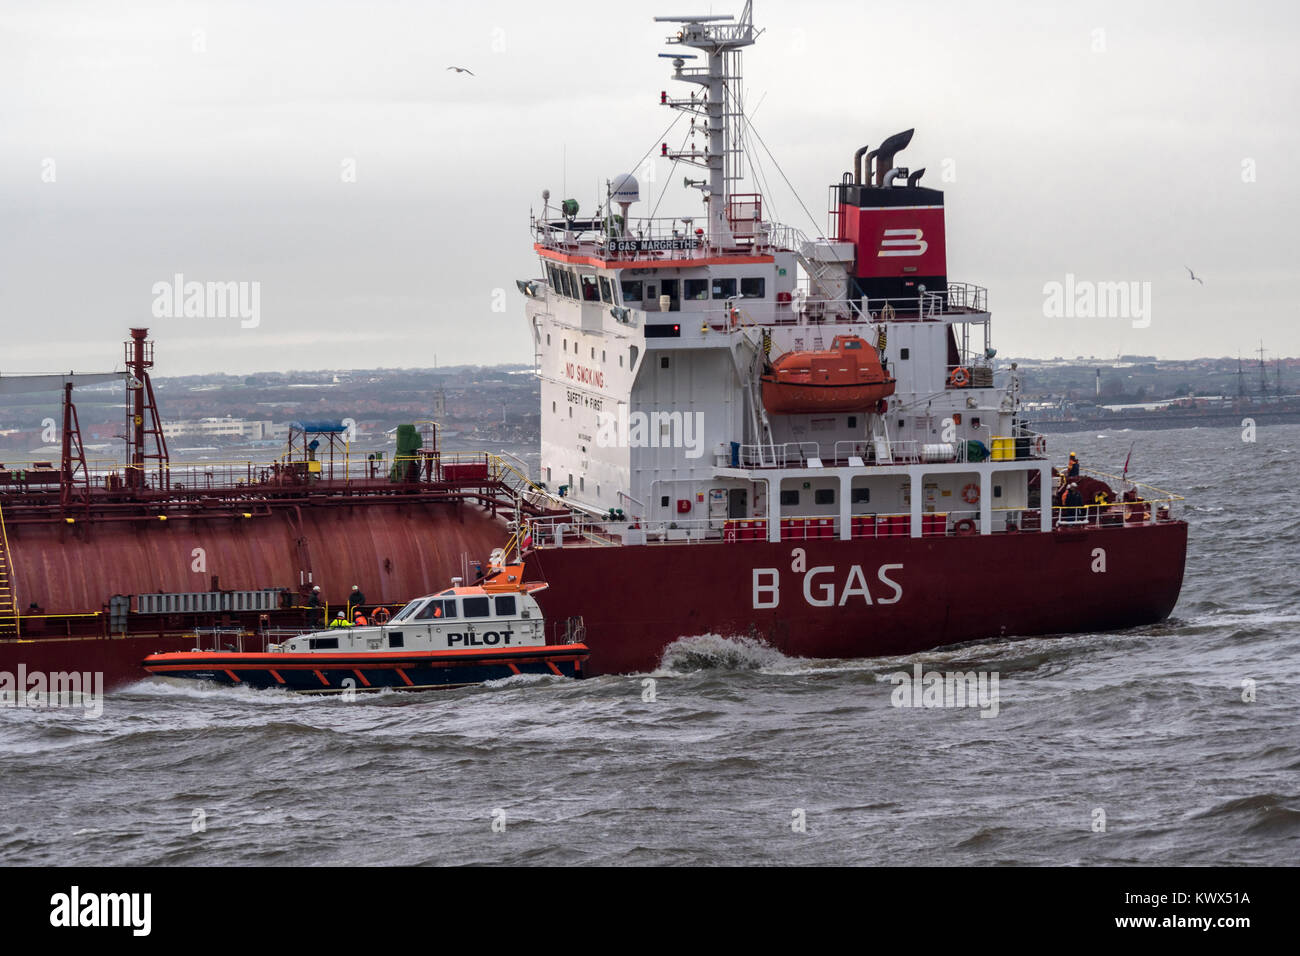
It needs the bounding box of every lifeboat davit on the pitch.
[760,334,896,416]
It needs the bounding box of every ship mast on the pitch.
[655,2,758,249]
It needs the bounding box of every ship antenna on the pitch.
[655,3,759,248]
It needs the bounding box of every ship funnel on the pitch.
[853,144,871,184]
[873,128,915,186]
[907,168,926,186]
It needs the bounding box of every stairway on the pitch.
[490,453,565,516]
[0,501,19,637]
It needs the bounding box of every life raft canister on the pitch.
[371,606,391,624]
[949,366,971,388]
[961,482,980,505]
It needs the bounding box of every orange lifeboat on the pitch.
[760,334,896,416]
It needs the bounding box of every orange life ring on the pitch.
[372,606,391,624]
[949,366,970,388]
[953,518,977,536]
[961,482,980,505]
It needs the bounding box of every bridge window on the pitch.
[462,597,490,618]
[494,596,517,616]
[741,277,765,298]
[711,277,737,298]
[599,276,614,303]
[685,278,708,300]
[580,275,600,301]
[621,280,643,302]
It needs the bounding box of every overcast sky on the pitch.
[2,0,1297,376]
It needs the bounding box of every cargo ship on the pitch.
[2,3,1188,692]
[0,330,562,689]
[512,2,1188,673]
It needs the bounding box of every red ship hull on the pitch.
[526,521,1188,675]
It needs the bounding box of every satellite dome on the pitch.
[610,173,640,204]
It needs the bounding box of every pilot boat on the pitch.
[141,560,588,693]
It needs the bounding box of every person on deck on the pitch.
[307,586,324,628]
[1066,452,1080,479]
[347,585,366,616]
[1063,482,1084,523]
[329,612,349,628]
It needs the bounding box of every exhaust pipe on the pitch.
[874,128,915,186]
[907,167,926,186]
[853,144,871,184]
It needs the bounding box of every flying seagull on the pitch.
[1185,265,1204,285]
[446,66,475,76]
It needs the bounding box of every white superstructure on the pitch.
[522,3,1058,546]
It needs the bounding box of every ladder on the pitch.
[0,500,19,637]
[746,355,776,466]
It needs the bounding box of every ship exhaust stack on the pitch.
[873,128,915,186]
[853,144,871,184]
[834,131,946,313]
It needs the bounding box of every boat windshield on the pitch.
[389,599,428,623]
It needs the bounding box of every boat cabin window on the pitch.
[711,277,737,299]
[546,264,560,292]
[741,277,765,298]
[599,276,614,303]
[580,275,600,301]
[843,340,862,349]
[815,488,835,505]
[462,597,490,618]
[621,280,643,302]
[685,278,708,300]
[494,596,517,616]
[388,633,405,648]
[309,637,339,650]
[780,490,799,506]
[416,599,455,620]
[561,270,577,299]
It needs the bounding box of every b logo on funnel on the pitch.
[877,228,928,257]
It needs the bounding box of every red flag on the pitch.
[1122,441,1136,479]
